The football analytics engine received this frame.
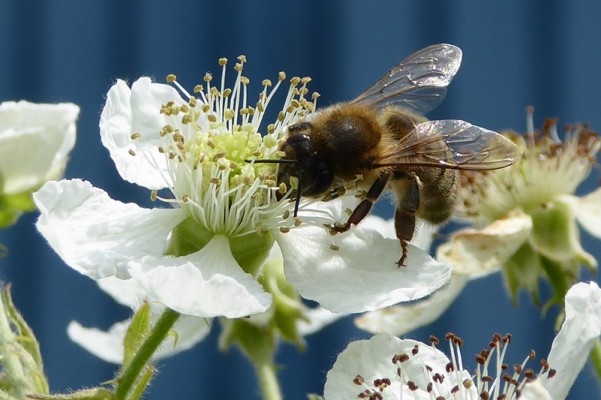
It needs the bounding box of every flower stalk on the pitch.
[114,308,180,399]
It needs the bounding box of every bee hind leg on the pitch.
[394,174,420,267]
[328,173,389,234]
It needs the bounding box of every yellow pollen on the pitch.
[166,74,176,83]
[182,194,190,202]
[204,73,212,82]
[265,179,276,187]
[279,227,290,233]
[128,149,136,156]
[262,79,272,87]
[210,178,221,185]
[150,190,157,201]
[218,58,228,66]
[194,85,203,93]
[234,63,243,72]
[240,76,250,85]
[278,71,286,81]
[282,210,290,219]
[279,183,287,194]
[294,218,302,226]
[237,55,247,63]
[207,114,217,123]
[290,77,301,86]
[130,132,142,140]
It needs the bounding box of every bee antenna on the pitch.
[244,159,297,164]
[293,170,303,218]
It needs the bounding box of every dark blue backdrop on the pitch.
[1,1,600,399]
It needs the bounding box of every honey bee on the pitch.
[268,44,520,266]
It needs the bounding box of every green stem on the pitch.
[222,319,282,400]
[591,338,601,384]
[115,308,180,399]
[256,360,282,400]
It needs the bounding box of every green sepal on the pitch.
[230,232,274,277]
[165,218,213,257]
[503,242,542,306]
[126,365,156,400]
[25,388,116,400]
[0,285,49,396]
[220,318,276,363]
[0,192,37,228]
[122,302,151,368]
[2,285,45,373]
[539,256,575,315]
[529,200,595,268]
[166,217,274,276]
[258,255,305,348]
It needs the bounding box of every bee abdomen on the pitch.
[416,168,458,224]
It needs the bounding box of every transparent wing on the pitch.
[351,44,462,115]
[374,120,521,170]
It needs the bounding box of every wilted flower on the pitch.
[326,281,601,400]
[0,100,78,227]
[440,112,601,305]
[34,57,450,326]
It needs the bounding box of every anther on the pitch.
[166,74,176,83]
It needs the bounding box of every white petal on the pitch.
[278,223,451,314]
[67,314,210,364]
[520,380,553,400]
[540,281,601,399]
[359,216,437,252]
[436,210,532,277]
[355,273,468,336]
[297,306,346,336]
[127,235,272,318]
[0,101,78,194]
[34,179,187,279]
[563,188,601,239]
[324,333,474,400]
[97,276,150,308]
[100,78,183,190]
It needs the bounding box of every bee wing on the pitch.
[351,44,462,115]
[375,120,521,170]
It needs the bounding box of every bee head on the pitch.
[280,122,334,199]
[246,121,335,217]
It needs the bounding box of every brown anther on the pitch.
[547,369,556,378]
[353,375,364,385]
[451,385,459,394]
[128,149,136,156]
[279,227,290,233]
[412,345,419,355]
[445,362,454,373]
[407,381,418,391]
[429,336,440,346]
[529,350,536,360]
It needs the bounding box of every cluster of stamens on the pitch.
[351,333,554,400]
[127,56,320,236]
[457,108,601,224]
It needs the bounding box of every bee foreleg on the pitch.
[394,174,420,267]
[328,173,390,234]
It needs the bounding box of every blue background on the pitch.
[1,1,600,399]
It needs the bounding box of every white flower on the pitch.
[0,100,78,226]
[34,57,451,321]
[326,281,601,400]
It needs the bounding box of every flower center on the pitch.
[139,56,319,238]
[457,111,601,224]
